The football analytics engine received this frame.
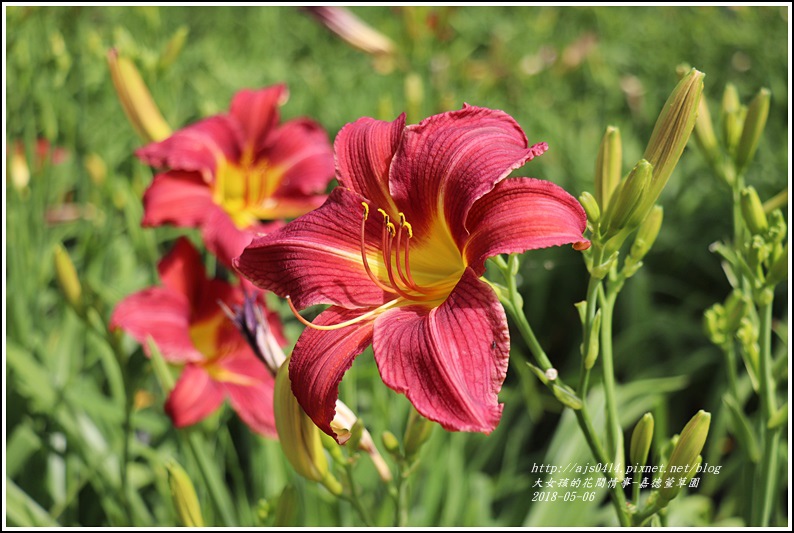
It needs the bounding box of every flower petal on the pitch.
[265,118,334,198]
[157,237,206,302]
[335,114,405,211]
[288,306,375,440]
[373,268,509,433]
[229,85,287,155]
[165,364,225,427]
[141,171,215,228]
[388,105,546,246]
[463,177,589,272]
[198,206,258,269]
[220,354,278,438]
[234,187,390,309]
[110,287,203,363]
[136,116,241,179]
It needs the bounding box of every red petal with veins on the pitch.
[388,105,545,247]
[267,118,335,198]
[165,364,225,427]
[229,85,286,155]
[288,306,375,440]
[373,268,509,433]
[234,187,391,310]
[335,114,405,211]
[464,178,589,273]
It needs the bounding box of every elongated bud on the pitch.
[762,189,787,214]
[158,26,189,71]
[765,244,788,287]
[54,243,83,314]
[595,126,622,210]
[303,7,395,56]
[273,359,342,495]
[10,142,31,193]
[659,410,710,502]
[552,383,583,410]
[740,186,768,235]
[630,413,654,468]
[579,191,601,228]
[166,460,204,527]
[736,88,770,172]
[629,205,663,262]
[404,408,434,460]
[721,84,744,157]
[603,159,653,235]
[693,96,720,166]
[381,431,401,456]
[642,69,704,212]
[583,309,601,369]
[723,291,749,332]
[107,48,171,143]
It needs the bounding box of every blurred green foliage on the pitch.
[5,5,788,526]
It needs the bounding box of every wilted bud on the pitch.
[331,401,392,482]
[273,359,342,495]
[221,292,285,376]
[579,191,601,228]
[735,88,770,172]
[641,68,704,213]
[740,186,769,235]
[166,459,204,527]
[303,7,395,57]
[629,205,663,262]
[583,309,601,369]
[765,244,788,287]
[659,410,710,502]
[107,48,171,143]
[54,243,83,314]
[721,83,743,155]
[158,26,189,71]
[603,159,653,235]
[630,413,654,468]
[9,142,31,193]
[595,126,622,210]
[404,407,434,460]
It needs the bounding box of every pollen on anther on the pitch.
[361,202,370,219]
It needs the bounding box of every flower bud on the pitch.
[629,205,663,262]
[166,459,204,527]
[659,410,710,502]
[723,291,749,332]
[273,359,342,495]
[404,407,434,460]
[381,431,401,456]
[107,48,171,143]
[54,243,83,314]
[583,309,601,369]
[765,244,788,287]
[740,186,768,235]
[158,26,189,71]
[721,83,743,155]
[303,7,395,57]
[703,304,727,346]
[735,88,770,173]
[630,412,654,468]
[552,383,583,410]
[10,142,30,193]
[603,159,653,235]
[693,96,720,167]
[641,68,704,213]
[579,191,601,228]
[595,126,622,210]
[83,153,107,186]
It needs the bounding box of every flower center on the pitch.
[287,202,466,332]
[212,151,283,229]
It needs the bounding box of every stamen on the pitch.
[360,204,397,294]
[286,295,399,331]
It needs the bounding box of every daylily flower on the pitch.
[136,84,335,266]
[110,237,282,437]
[235,105,589,439]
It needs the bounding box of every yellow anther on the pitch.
[361,202,369,219]
[377,208,389,219]
[402,221,413,238]
[398,212,406,226]
[386,221,396,236]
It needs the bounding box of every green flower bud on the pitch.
[703,304,727,346]
[158,26,189,71]
[404,408,434,460]
[721,83,743,155]
[723,291,750,332]
[381,431,401,456]
[659,410,710,502]
[741,186,768,235]
[694,96,720,167]
[629,205,664,262]
[552,383,583,410]
[630,413,655,468]
[54,243,83,315]
[595,126,622,210]
[583,309,601,370]
[166,459,204,527]
[579,191,601,228]
[736,88,770,173]
[603,160,653,235]
[765,244,788,287]
[767,402,787,430]
[641,68,704,212]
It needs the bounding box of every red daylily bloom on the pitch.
[110,237,283,437]
[136,84,334,266]
[235,106,589,440]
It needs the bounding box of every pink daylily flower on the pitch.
[136,84,335,266]
[235,106,589,439]
[110,237,283,437]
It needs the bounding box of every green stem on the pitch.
[183,431,236,527]
[343,462,373,526]
[578,274,602,398]
[753,297,779,526]
[394,463,409,527]
[599,289,624,480]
